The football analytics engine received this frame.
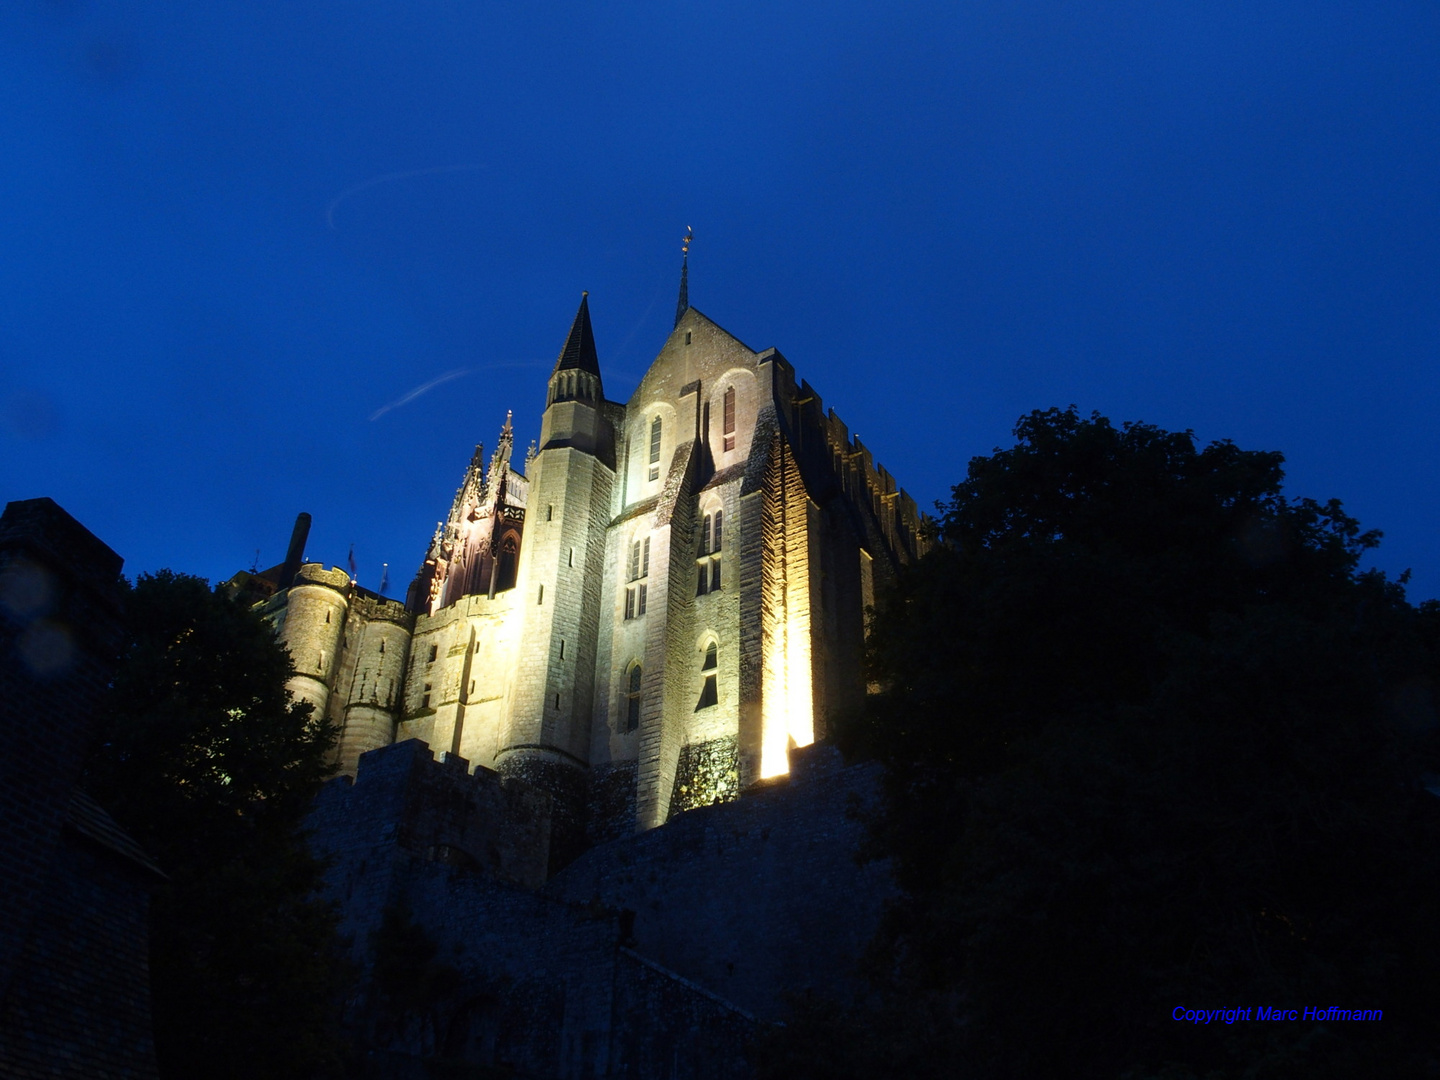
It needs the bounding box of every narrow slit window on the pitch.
[637,583,647,615]
[713,510,723,551]
[648,416,662,481]
[626,665,642,732]
[710,558,721,592]
[428,644,438,663]
[722,387,736,451]
[625,587,635,620]
[538,585,544,605]
[701,514,712,555]
[697,564,708,596]
[559,639,565,660]
[568,547,574,568]
[641,537,650,577]
[378,640,385,654]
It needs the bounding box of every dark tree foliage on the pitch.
[83,571,350,1080]
[755,409,1440,1079]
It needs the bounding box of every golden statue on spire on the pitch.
[682,226,693,256]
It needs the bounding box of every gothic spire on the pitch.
[487,410,514,488]
[448,442,487,531]
[552,293,601,379]
[674,226,692,328]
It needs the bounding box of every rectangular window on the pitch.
[701,514,712,555]
[722,387,736,452]
[713,510,723,551]
[697,564,708,596]
[710,558,721,592]
[428,644,438,663]
[538,585,544,605]
[625,587,635,620]
[648,417,662,481]
[559,639,565,660]
[637,583,647,616]
[641,537,650,577]
[629,541,640,581]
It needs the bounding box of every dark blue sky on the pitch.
[3,1,1437,598]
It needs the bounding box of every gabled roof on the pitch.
[553,292,601,378]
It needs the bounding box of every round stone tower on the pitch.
[335,599,412,773]
[279,563,350,722]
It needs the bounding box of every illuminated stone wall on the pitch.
[399,590,519,767]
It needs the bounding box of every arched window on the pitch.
[722,387,736,451]
[495,535,519,592]
[626,664,642,732]
[648,416,662,481]
[696,642,718,710]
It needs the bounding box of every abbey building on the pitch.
[231,272,927,864]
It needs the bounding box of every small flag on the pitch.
[379,562,389,596]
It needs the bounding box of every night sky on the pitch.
[3,2,1437,600]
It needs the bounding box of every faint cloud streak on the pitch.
[368,361,548,422]
[326,163,487,229]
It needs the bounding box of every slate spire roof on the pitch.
[553,292,601,379]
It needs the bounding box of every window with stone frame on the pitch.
[722,387,736,451]
[648,416,662,481]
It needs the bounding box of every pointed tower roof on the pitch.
[674,227,692,328]
[553,293,601,378]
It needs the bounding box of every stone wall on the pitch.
[307,738,760,1079]
[548,743,896,1021]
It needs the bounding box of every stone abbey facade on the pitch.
[232,275,927,864]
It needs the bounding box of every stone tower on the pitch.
[498,294,621,866]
